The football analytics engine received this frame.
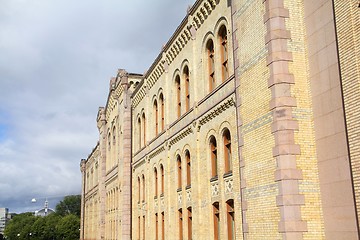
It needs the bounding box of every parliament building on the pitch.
[80,0,360,239]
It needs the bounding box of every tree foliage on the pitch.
[55,214,80,240]
[55,195,81,217]
[4,195,81,240]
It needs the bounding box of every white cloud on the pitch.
[0,0,195,213]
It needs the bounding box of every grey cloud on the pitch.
[0,0,195,213]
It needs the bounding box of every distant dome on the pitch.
[34,199,55,217]
[34,208,55,217]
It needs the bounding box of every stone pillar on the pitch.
[80,159,86,240]
[230,0,247,238]
[119,70,133,240]
[263,0,306,239]
[97,107,107,240]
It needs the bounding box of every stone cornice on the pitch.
[149,146,166,160]
[198,97,235,130]
[169,126,193,148]
[85,186,99,200]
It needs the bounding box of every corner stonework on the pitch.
[263,0,307,239]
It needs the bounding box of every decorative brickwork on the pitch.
[80,0,359,239]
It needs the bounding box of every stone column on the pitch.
[80,159,86,240]
[97,107,107,240]
[119,70,132,240]
[230,0,247,238]
[263,0,306,239]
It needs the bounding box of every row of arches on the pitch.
[107,125,121,171]
[135,23,229,152]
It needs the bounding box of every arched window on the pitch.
[178,209,183,240]
[213,202,220,240]
[142,174,145,202]
[155,213,159,240]
[177,155,182,189]
[207,39,215,92]
[160,164,164,195]
[210,136,218,178]
[161,212,165,240]
[185,150,191,187]
[108,132,111,151]
[154,100,159,136]
[175,75,181,118]
[159,93,165,131]
[137,117,141,150]
[154,167,158,197]
[142,113,146,147]
[226,199,235,240]
[223,129,232,173]
[183,66,190,112]
[143,215,146,239]
[187,207,192,240]
[112,127,116,146]
[137,176,141,203]
[219,25,228,82]
[138,216,141,240]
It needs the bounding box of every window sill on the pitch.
[210,176,218,182]
[223,171,233,178]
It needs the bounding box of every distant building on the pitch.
[0,208,10,237]
[34,200,55,217]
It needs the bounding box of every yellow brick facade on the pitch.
[80,0,360,239]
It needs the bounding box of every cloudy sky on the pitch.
[0,0,194,213]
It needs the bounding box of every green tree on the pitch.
[42,214,60,240]
[4,195,81,240]
[55,214,80,240]
[55,195,81,217]
[4,213,36,240]
[31,217,46,239]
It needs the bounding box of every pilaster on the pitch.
[263,0,306,238]
[231,0,247,238]
[119,70,133,240]
[97,107,107,240]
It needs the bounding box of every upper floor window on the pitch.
[138,176,141,203]
[137,117,141,150]
[142,174,146,202]
[219,25,228,82]
[183,66,190,112]
[108,132,111,151]
[177,155,182,189]
[206,39,215,92]
[154,100,159,136]
[159,93,165,132]
[210,136,218,178]
[112,127,116,146]
[160,164,165,195]
[154,167,158,197]
[142,113,146,147]
[185,150,191,187]
[223,129,232,174]
[175,75,181,118]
